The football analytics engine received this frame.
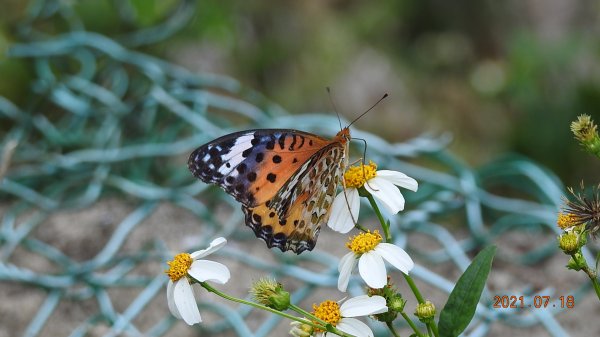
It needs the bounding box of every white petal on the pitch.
[338,252,358,292]
[375,243,414,274]
[358,252,387,289]
[337,318,374,337]
[364,177,405,214]
[189,260,231,284]
[191,237,227,259]
[173,279,202,325]
[328,189,360,233]
[377,170,418,191]
[166,280,181,319]
[340,295,388,317]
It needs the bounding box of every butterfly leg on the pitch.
[348,157,381,191]
[340,176,361,228]
[353,137,380,192]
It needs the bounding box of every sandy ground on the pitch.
[1,199,598,337]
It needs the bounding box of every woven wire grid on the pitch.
[0,1,591,336]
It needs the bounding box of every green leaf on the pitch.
[438,245,496,337]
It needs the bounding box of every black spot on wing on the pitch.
[188,129,331,208]
[188,137,236,184]
[278,133,286,149]
[187,132,260,206]
[255,152,264,162]
[243,206,315,254]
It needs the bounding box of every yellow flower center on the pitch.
[346,230,382,254]
[312,300,341,329]
[344,161,377,188]
[557,212,578,230]
[165,253,193,282]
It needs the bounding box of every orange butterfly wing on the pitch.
[188,128,350,253]
[243,141,347,253]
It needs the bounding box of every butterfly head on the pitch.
[334,127,351,144]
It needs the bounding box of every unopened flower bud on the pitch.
[571,114,600,156]
[289,321,313,337]
[415,300,436,323]
[367,277,403,322]
[250,278,290,311]
[558,232,579,255]
[389,296,406,313]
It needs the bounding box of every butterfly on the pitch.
[188,94,386,254]
[188,127,351,254]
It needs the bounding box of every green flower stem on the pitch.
[365,190,440,337]
[579,262,600,301]
[386,321,401,337]
[403,274,425,304]
[570,252,600,302]
[430,319,439,337]
[590,277,600,301]
[201,282,356,337]
[200,282,318,331]
[401,312,426,337]
[289,304,327,326]
[428,317,440,337]
[365,193,391,242]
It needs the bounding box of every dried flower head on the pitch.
[562,184,600,237]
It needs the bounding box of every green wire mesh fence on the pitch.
[0,1,592,336]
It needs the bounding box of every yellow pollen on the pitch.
[557,212,578,230]
[312,300,341,329]
[344,161,377,189]
[346,230,382,254]
[165,253,193,282]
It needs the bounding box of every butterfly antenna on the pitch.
[348,93,388,127]
[327,87,344,130]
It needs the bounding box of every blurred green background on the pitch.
[2,0,600,185]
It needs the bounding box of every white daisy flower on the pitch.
[165,237,230,325]
[311,295,388,337]
[338,230,413,292]
[328,161,418,234]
